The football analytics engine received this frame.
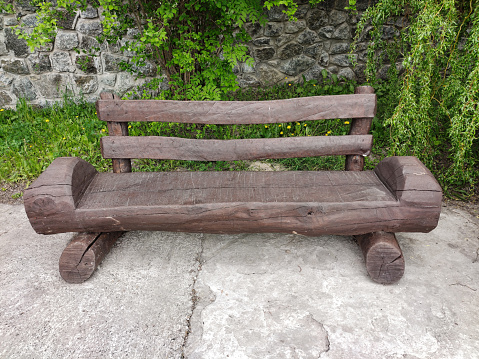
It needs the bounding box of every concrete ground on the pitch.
[0,202,478,359]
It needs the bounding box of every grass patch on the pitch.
[0,77,381,186]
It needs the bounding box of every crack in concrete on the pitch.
[181,235,205,359]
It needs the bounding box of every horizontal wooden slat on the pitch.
[96,94,377,124]
[100,135,373,161]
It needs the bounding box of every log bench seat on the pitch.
[24,87,442,284]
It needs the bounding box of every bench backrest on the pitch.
[96,86,376,174]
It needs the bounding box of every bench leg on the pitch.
[59,231,124,283]
[355,232,405,284]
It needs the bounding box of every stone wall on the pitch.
[0,0,397,108]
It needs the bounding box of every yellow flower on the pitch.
[291,133,295,136]
[128,125,132,128]
[304,124,307,127]
[29,145,32,148]
[264,125,268,128]
[325,133,329,136]
[328,131,332,134]
[0,109,4,111]
[95,112,97,114]
[287,125,291,129]
[344,121,350,124]
[296,122,300,125]
[278,124,282,127]
[101,129,105,132]
[288,83,291,86]
[75,116,78,118]
[313,84,316,87]
[280,131,283,135]
[63,137,66,140]
[45,119,49,122]
[82,127,85,130]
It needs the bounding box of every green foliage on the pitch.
[8,0,328,101]
[0,78,356,180]
[353,0,479,196]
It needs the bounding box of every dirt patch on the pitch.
[0,182,27,205]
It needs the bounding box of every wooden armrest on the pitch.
[24,157,97,234]
[374,156,442,207]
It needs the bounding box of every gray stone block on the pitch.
[382,26,399,40]
[303,64,326,82]
[31,73,73,97]
[295,5,310,19]
[1,58,29,74]
[15,0,38,12]
[127,28,141,38]
[264,22,283,37]
[256,63,284,85]
[330,53,356,67]
[279,43,303,60]
[278,54,315,76]
[27,53,51,73]
[75,55,98,74]
[275,34,294,47]
[330,42,351,55]
[254,47,275,62]
[0,71,15,89]
[73,74,98,94]
[284,20,306,34]
[307,9,328,30]
[130,60,157,77]
[332,23,351,40]
[4,16,19,26]
[267,6,287,22]
[12,77,36,100]
[79,35,103,52]
[338,67,355,80]
[252,37,271,46]
[304,43,323,59]
[0,34,7,56]
[56,31,79,51]
[119,39,137,57]
[0,90,13,106]
[51,51,75,72]
[329,10,347,26]
[21,14,39,27]
[99,73,117,87]
[319,51,329,66]
[76,19,102,36]
[80,6,98,19]
[103,53,126,72]
[5,28,30,57]
[242,62,255,73]
[297,29,319,45]
[318,26,335,39]
[237,74,260,88]
[57,9,79,30]
[245,22,262,38]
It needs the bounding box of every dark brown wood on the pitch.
[59,231,124,283]
[355,232,405,284]
[374,156,443,207]
[26,167,441,236]
[100,135,373,161]
[96,94,377,124]
[345,86,376,171]
[100,92,132,174]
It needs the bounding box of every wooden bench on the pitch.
[24,86,442,284]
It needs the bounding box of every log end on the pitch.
[355,232,405,284]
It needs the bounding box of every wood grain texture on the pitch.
[59,231,124,283]
[27,168,440,235]
[100,135,373,161]
[355,231,405,284]
[96,94,377,124]
[101,92,132,173]
[374,156,443,207]
[345,86,375,171]
[23,157,97,234]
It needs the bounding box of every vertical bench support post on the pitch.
[59,92,127,283]
[348,86,405,284]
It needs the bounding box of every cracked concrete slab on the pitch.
[1,203,479,358]
[0,204,201,358]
